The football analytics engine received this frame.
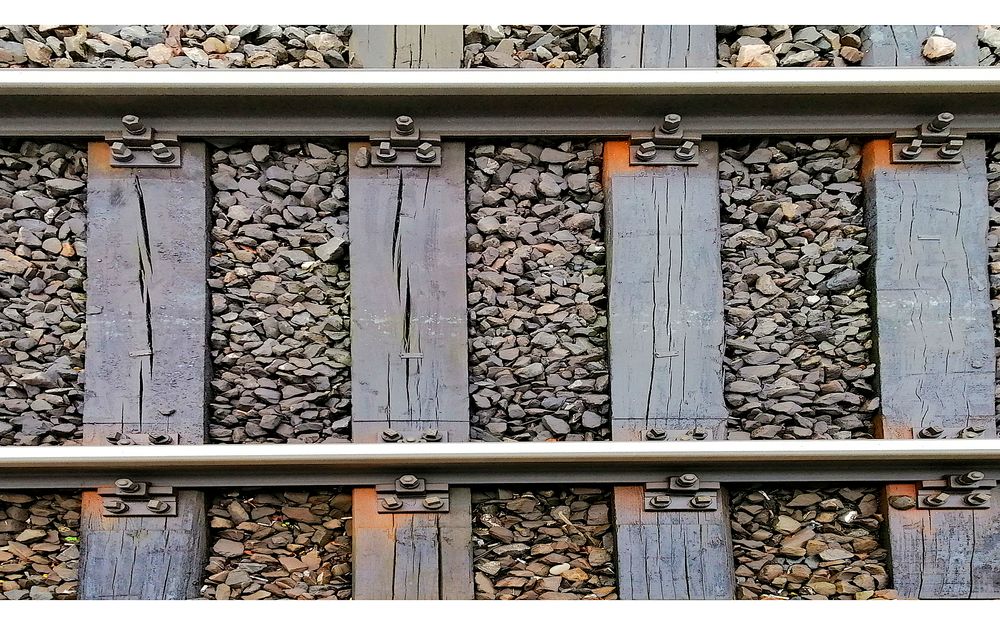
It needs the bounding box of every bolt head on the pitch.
[423,496,444,510]
[415,142,436,162]
[690,495,713,509]
[103,499,128,514]
[395,115,415,135]
[924,492,949,507]
[960,470,985,484]
[147,499,170,514]
[674,141,696,161]
[678,473,698,487]
[151,143,175,163]
[381,428,401,442]
[901,139,923,159]
[918,426,944,438]
[933,112,955,129]
[121,114,144,134]
[661,113,682,133]
[649,495,671,509]
[645,427,666,440]
[966,493,991,506]
[110,141,134,162]
[398,474,419,489]
[375,141,397,162]
[422,429,442,442]
[380,495,402,510]
[114,478,138,492]
[635,141,657,162]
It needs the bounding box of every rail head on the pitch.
[3,440,1000,490]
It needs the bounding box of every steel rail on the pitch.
[1,67,999,138]
[1,440,999,490]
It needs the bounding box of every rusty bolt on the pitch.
[375,141,397,162]
[645,427,667,440]
[381,428,401,443]
[924,492,950,508]
[677,473,699,488]
[110,141,134,162]
[918,425,944,439]
[115,478,140,493]
[938,139,963,159]
[901,139,923,160]
[121,114,145,134]
[415,142,436,163]
[635,141,657,162]
[150,143,175,163]
[380,495,402,511]
[965,492,992,507]
[958,471,986,485]
[146,499,170,514]
[395,115,415,135]
[422,496,444,510]
[689,495,713,509]
[148,433,172,445]
[889,495,917,510]
[648,495,671,510]
[660,113,682,134]
[959,426,986,439]
[928,112,955,132]
[103,499,128,514]
[422,429,442,442]
[674,140,697,162]
[398,474,420,489]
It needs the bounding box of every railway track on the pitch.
[2,25,1000,601]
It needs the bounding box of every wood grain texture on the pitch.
[352,487,473,599]
[349,141,473,599]
[349,25,463,68]
[862,139,994,434]
[79,142,210,599]
[613,486,734,599]
[604,140,727,440]
[601,25,717,68]
[348,142,470,438]
[865,138,1000,598]
[862,26,980,67]
[604,140,735,599]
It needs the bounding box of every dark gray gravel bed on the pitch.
[467,140,609,442]
[0,140,87,446]
[0,25,351,68]
[987,140,1000,431]
[472,487,616,599]
[718,26,866,67]
[720,138,878,440]
[201,489,351,600]
[208,141,350,444]
[731,485,894,600]
[0,492,80,600]
[464,26,600,68]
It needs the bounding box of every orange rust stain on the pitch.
[861,139,893,180]
[351,487,396,530]
[87,141,114,175]
[603,141,631,175]
[885,483,917,498]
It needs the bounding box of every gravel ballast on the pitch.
[201,489,352,600]
[466,140,609,442]
[208,142,351,444]
[720,138,878,440]
[0,25,351,68]
[731,485,894,600]
[0,492,80,600]
[464,25,601,68]
[0,141,87,446]
[718,26,866,67]
[472,488,616,600]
